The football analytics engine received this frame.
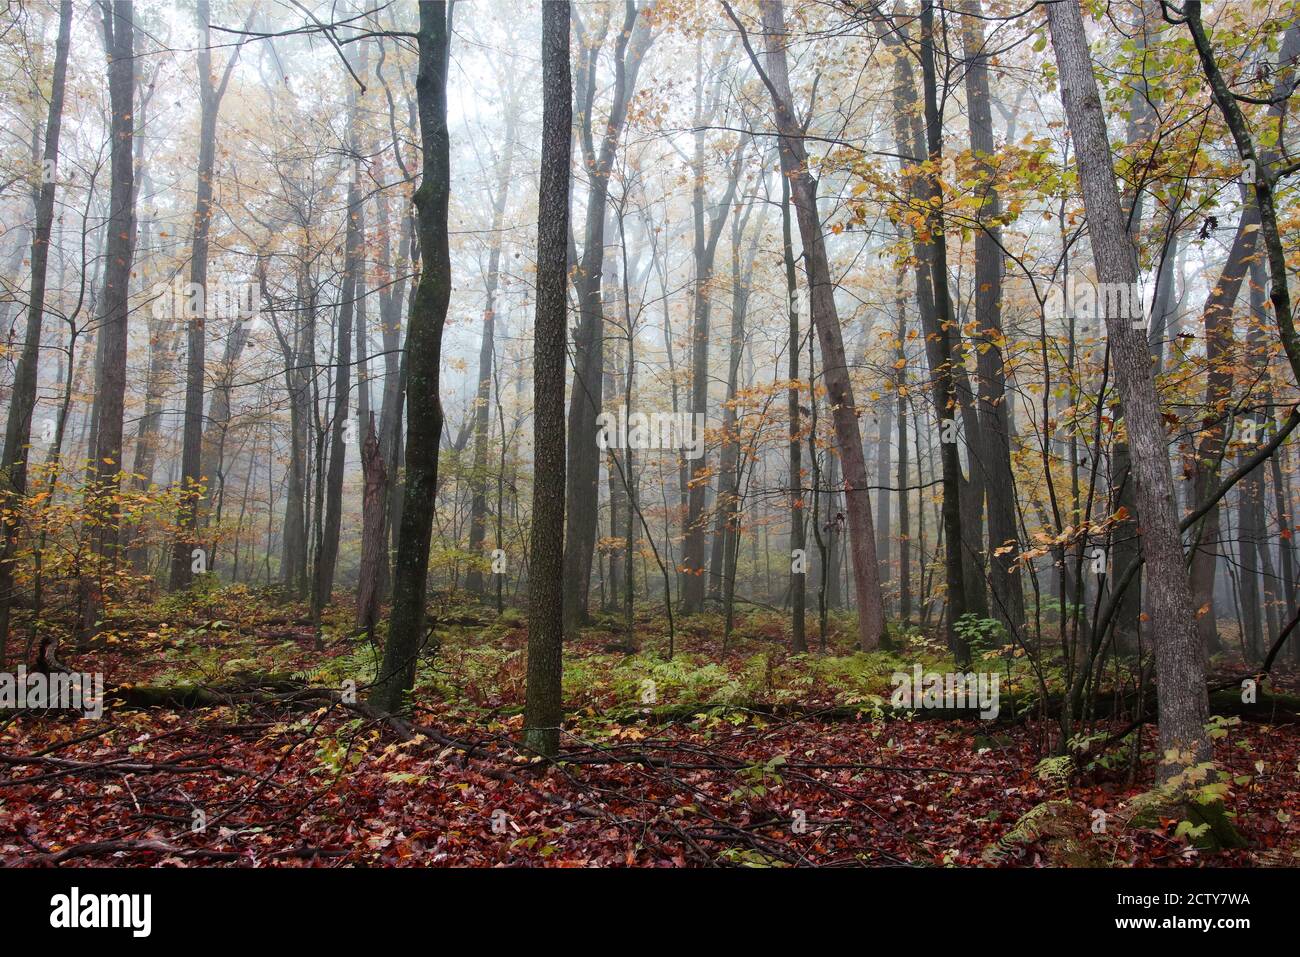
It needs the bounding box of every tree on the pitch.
[917,0,972,661]
[783,174,806,653]
[311,76,365,623]
[561,1,653,635]
[357,412,387,636]
[1187,195,1259,650]
[1047,0,1210,775]
[523,0,572,757]
[726,0,886,651]
[82,0,137,634]
[464,85,518,598]
[960,0,1024,634]
[170,0,245,591]
[370,0,453,714]
[0,0,73,662]
[1183,9,1300,658]
[709,193,761,608]
[680,47,744,615]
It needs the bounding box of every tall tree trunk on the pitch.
[884,17,976,645]
[914,1,973,660]
[357,412,387,636]
[370,0,453,714]
[0,0,73,661]
[961,0,1024,634]
[730,0,885,650]
[681,49,741,614]
[353,31,374,467]
[874,309,893,612]
[465,96,517,597]
[82,0,137,634]
[1189,12,1300,660]
[897,383,912,625]
[1188,198,1258,649]
[171,0,237,590]
[1238,261,1271,660]
[375,71,417,599]
[198,305,255,570]
[783,175,806,653]
[613,211,639,643]
[604,334,625,611]
[709,203,759,601]
[824,453,843,611]
[280,267,312,598]
[523,0,571,756]
[561,2,652,635]
[1047,0,1210,775]
[311,71,365,621]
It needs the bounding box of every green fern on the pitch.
[1033,754,1076,794]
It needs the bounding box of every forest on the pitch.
[0,0,1297,876]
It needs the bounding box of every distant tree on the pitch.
[726,0,887,651]
[0,0,73,662]
[171,0,246,591]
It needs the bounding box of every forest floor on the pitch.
[2,584,1299,867]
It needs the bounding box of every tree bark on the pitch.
[1047,0,1210,775]
[82,0,137,634]
[961,0,1024,634]
[0,0,73,661]
[681,52,742,614]
[561,2,652,635]
[369,0,452,714]
[730,0,886,651]
[357,412,387,636]
[783,175,806,653]
[523,0,571,756]
[311,172,360,621]
[171,0,239,590]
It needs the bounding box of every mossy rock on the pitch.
[1120,789,1247,851]
[1183,799,1248,850]
[983,799,1106,866]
